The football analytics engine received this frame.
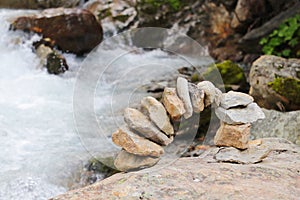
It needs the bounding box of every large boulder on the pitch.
[249,55,300,111]
[11,8,103,55]
[0,0,80,9]
[251,108,300,145]
[52,138,300,200]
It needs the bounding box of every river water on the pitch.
[0,9,212,200]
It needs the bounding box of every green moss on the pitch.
[268,76,300,105]
[202,60,247,92]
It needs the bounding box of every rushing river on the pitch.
[0,9,213,200]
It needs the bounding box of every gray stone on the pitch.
[112,125,164,157]
[114,150,160,172]
[251,108,300,145]
[53,138,300,200]
[124,108,173,146]
[215,102,265,124]
[141,96,174,136]
[197,81,222,107]
[162,87,185,120]
[220,91,254,109]
[176,77,193,119]
[188,83,205,113]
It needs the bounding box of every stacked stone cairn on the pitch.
[112,77,265,171]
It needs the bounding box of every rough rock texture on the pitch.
[251,108,300,145]
[188,83,205,113]
[124,108,172,146]
[176,77,193,119]
[112,126,164,157]
[162,87,185,120]
[249,55,300,111]
[11,8,103,55]
[197,81,222,107]
[141,97,174,136]
[214,122,250,149]
[220,91,254,109]
[52,138,300,200]
[215,102,265,124]
[0,0,80,9]
[114,150,160,172]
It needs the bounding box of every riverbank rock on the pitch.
[114,150,160,172]
[251,108,300,145]
[112,126,164,158]
[141,97,174,136]
[214,122,251,149]
[0,0,80,9]
[220,91,254,109]
[188,83,205,113]
[124,108,172,146]
[215,102,265,125]
[249,55,300,111]
[176,77,193,119]
[162,87,185,120]
[11,8,103,55]
[52,138,300,200]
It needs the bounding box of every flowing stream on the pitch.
[0,9,212,200]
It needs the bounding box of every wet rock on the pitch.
[220,91,254,109]
[124,108,172,146]
[0,0,80,9]
[141,96,174,136]
[11,8,103,55]
[188,83,205,113]
[162,87,185,120]
[112,126,164,158]
[215,102,265,125]
[197,81,222,107]
[114,150,160,172]
[46,52,69,75]
[249,55,300,111]
[52,138,300,200]
[35,44,53,66]
[251,108,300,145]
[214,122,250,149]
[176,77,193,119]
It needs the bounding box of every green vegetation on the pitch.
[259,15,300,58]
[142,0,181,10]
[268,76,300,105]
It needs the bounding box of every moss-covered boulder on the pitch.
[202,60,248,92]
[249,55,300,111]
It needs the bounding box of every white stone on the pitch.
[220,91,254,109]
[197,81,222,107]
[176,77,193,119]
[188,83,205,113]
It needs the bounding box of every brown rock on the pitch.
[141,96,174,136]
[214,122,250,149]
[11,8,103,55]
[162,87,185,120]
[124,108,173,146]
[114,150,160,172]
[112,126,164,158]
[0,0,80,9]
[52,138,300,200]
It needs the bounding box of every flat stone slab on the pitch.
[112,126,164,158]
[114,150,160,172]
[220,91,254,109]
[215,102,265,124]
[124,108,172,146]
[177,77,193,119]
[141,96,174,135]
[52,138,300,200]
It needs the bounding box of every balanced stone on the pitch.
[124,108,173,146]
[197,81,222,107]
[188,83,205,113]
[141,96,174,136]
[214,122,250,149]
[176,77,193,119]
[112,125,164,157]
[162,87,185,120]
[114,150,160,172]
[215,102,265,124]
[220,91,254,109]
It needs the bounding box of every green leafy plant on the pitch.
[143,0,181,11]
[259,15,300,58]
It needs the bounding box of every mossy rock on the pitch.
[268,76,300,105]
[202,60,248,92]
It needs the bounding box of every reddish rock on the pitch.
[11,8,103,55]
